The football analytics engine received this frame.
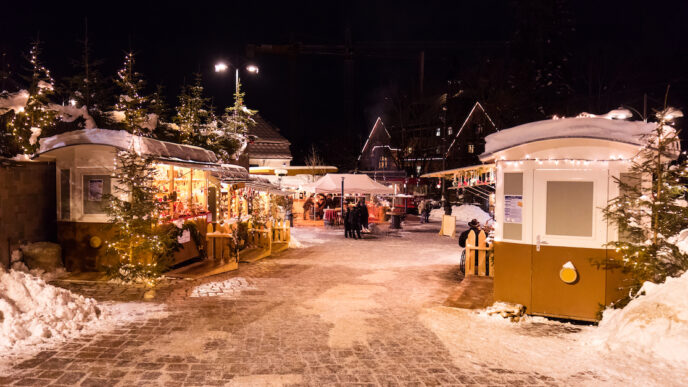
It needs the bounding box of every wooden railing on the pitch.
[205,223,236,262]
[465,230,494,277]
[271,219,291,244]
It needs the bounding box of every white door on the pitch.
[532,169,608,249]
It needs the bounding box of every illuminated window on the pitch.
[378,155,388,169]
[467,144,475,153]
[416,165,422,174]
[436,128,441,136]
[447,126,453,135]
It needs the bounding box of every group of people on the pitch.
[344,198,369,239]
[417,199,432,223]
[302,193,338,220]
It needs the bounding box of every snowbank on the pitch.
[429,204,493,225]
[0,90,29,114]
[0,268,101,350]
[670,228,688,255]
[590,271,688,364]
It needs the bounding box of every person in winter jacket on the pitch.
[303,195,314,220]
[344,204,357,239]
[459,219,481,248]
[356,198,369,231]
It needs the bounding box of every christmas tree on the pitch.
[7,41,57,154]
[173,73,209,144]
[603,102,688,300]
[104,147,174,283]
[115,52,150,136]
[213,80,255,161]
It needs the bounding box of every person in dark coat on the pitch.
[352,204,362,239]
[459,219,481,248]
[303,195,314,220]
[356,198,369,231]
[344,204,355,239]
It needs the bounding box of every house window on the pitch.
[416,165,422,174]
[477,124,483,133]
[447,126,453,135]
[467,144,475,153]
[436,128,441,136]
[378,155,388,169]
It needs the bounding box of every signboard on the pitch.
[504,195,523,223]
[88,179,103,201]
[178,229,191,244]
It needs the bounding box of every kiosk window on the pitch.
[503,172,523,240]
[546,181,593,237]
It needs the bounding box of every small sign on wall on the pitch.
[178,229,191,244]
[504,195,523,223]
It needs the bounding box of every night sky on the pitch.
[2,1,687,166]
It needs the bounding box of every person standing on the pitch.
[303,195,314,220]
[344,204,352,238]
[459,219,481,248]
[357,198,369,231]
[352,204,362,239]
[418,200,426,223]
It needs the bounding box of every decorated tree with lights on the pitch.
[7,41,57,154]
[174,73,209,144]
[115,52,150,136]
[603,102,688,301]
[104,147,175,283]
[212,80,255,161]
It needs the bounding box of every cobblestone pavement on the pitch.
[2,226,596,386]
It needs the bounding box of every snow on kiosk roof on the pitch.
[37,128,248,178]
[480,114,656,161]
[303,173,394,195]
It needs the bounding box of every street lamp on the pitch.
[214,61,260,95]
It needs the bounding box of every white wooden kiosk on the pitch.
[480,112,658,321]
[35,129,248,271]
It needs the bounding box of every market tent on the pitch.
[303,173,394,195]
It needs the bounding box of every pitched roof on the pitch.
[247,142,293,160]
[358,117,392,160]
[249,114,290,144]
[444,101,497,156]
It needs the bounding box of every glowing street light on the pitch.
[214,61,259,95]
[214,62,228,72]
[246,64,259,74]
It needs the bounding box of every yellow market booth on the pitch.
[480,113,659,321]
[36,129,248,271]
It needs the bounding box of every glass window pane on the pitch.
[546,181,593,237]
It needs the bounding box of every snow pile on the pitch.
[670,228,688,255]
[429,204,493,225]
[189,277,254,298]
[0,268,101,350]
[49,104,96,129]
[480,302,527,322]
[288,235,304,248]
[0,90,29,114]
[590,271,688,363]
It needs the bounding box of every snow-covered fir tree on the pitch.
[6,41,57,155]
[604,105,688,298]
[213,80,255,162]
[104,146,174,283]
[115,52,150,136]
[173,73,209,144]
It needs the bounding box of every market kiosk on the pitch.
[480,114,659,321]
[36,129,248,271]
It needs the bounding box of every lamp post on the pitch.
[215,61,259,95]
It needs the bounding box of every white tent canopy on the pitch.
[302,173,394,195]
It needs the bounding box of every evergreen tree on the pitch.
[6,41,57,155]
[174,73,209,144]
[104,147,174,283]
[115,52,150,136]
[214,80,255,161]
[603,104,688,299]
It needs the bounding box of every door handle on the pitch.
[536,235,548,252]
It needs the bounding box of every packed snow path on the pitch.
[2,224,686,386]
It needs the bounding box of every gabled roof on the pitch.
[249,114,290,144]
[358,117,392,161]
[445,101,497,157]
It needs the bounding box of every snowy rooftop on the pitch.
[37,129,248,178]
[481,115,656,158]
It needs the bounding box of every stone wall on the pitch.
[0,159,56,268]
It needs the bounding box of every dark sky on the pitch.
[2,1,687,164]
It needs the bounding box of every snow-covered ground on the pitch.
[429,204,493,225]
[0,268,166,371]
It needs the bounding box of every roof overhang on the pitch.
[421,163,495,179]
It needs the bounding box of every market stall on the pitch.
[35,129,249,271]
[480,113,666,321]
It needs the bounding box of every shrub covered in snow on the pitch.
[430,204,493,226]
